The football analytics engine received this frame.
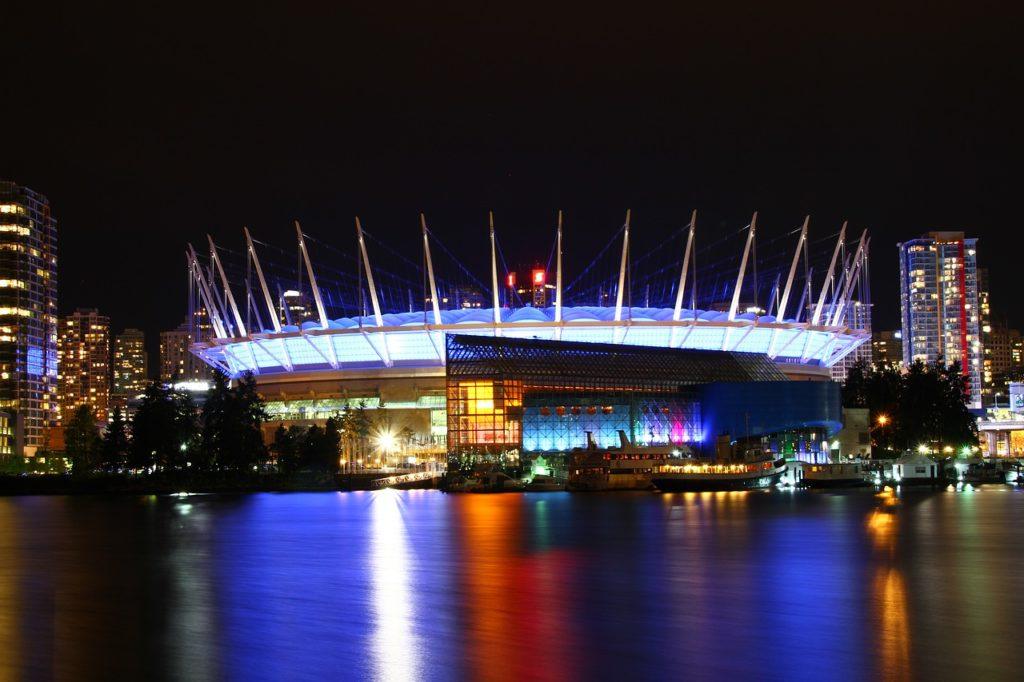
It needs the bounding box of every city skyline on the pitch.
[2,4,1018,354]
[8,180,1022,384]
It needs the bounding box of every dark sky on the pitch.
[3,2,1020,360]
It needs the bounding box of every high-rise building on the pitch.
[830,301,873,382]
[977,268,1022,405]
[159,324,191,383]
[159,317,212,383]
[279,289,315,325]
[898,232,983,408]
[113,328,148,397]
[0,181,59,455]
[984,323,1021,402]
[871,330,903,368]
[979,267,995,403]
[58,308,111,423]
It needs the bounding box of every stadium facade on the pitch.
[187,212,870,463]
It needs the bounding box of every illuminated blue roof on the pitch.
[257,305,806,334]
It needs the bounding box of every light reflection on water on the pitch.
[369,489,419,681]
[1,488,1024,680]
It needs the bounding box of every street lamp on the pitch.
[375,431,397,469]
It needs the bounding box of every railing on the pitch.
[371,469,446,489]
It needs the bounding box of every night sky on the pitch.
[3,3,1019,361]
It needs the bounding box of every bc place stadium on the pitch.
[186,211,872,467]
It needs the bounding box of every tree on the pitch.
[130,382,198,473]
[349,401,372,462]
[299,424,323,470]
[291,419,341,474]
[229,372,269,470]
[320,416,342,472]
[100,407,130,472]
[197,370,230,471]
[65,405,101,475]
[170,390,200,470]
[841,361,869,408]
[199,371,268,472]
[845,360,978,455]
[271,424,302,472]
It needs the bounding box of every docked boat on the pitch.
[651,455,787,492]
[469,471,525,493]
[445,470,525,493]
[444,475,482,493]
[802,462,871,489]
[568,431,684,491]
[959,458,1018,485]
[524,474,566,492]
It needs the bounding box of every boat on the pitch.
[468,470,525,493]
[960,458,1017,485]
[651,454,787,492]
[524,474,566,492]
[802,462,871,489]
[568,431,685,492]
[444,474,482,493]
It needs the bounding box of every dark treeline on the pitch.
[843,360,978,455]
[61,372,376,477]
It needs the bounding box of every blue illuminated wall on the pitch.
[699,381,842,458]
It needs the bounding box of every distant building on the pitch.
[58,308,111,422]
[831,301,873,382]
[159,324,190,383]
[898,232,983,409]
[872,330,903,368]
[978,267,1021,405]
[978,382,1024,456]
[0,181,59,455]
[159,317,212,383]
[113,328,148,400]
[835,407,871,459]
[508,268,551,308]
[0,410,17,458]
[454,285,485,309]
[984,323,1022,402]
[279,289,315,325]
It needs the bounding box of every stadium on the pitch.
[187,211,870,464]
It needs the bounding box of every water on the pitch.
[1,487,1022,681]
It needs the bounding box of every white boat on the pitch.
[651,455,787,492]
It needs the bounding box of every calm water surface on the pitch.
[1,487,1022,681]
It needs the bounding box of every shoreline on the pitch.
[0,473,441,496]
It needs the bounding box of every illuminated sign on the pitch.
[532,269,545,286]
